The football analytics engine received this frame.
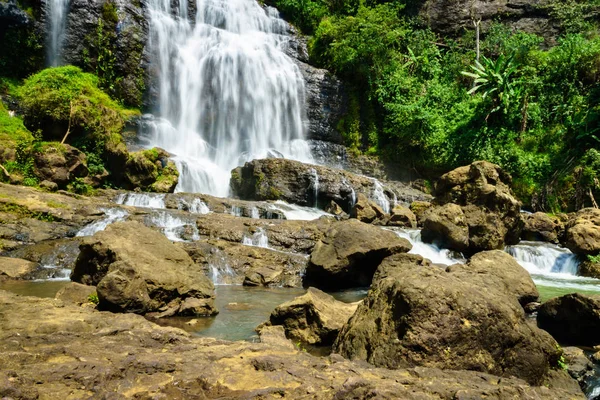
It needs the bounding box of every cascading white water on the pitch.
[207,249,238,285]
[144,0,313,196]
[46,0,69,66]
[115,193,166,209]
[76,208,129,237]
[250,207,260,219]
[394,228,465,266]
[309,168,319,207]
[268,200,331,221]
[371,179,391,214]
[148,211,199,242]
[242,228,269,248]
[179,198,211,214]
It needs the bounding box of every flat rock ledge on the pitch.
[0,290,585,399]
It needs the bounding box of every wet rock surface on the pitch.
[334,252,557,385]
[538,293,600,346]
[261,287,359,345]
[71,220,217,317]
[0,290,585,399]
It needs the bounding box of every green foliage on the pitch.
[267,0,359,34]
[18,66,138,142]
[68,177,94,195]
[87,293,99,305]
[0,25,44,79]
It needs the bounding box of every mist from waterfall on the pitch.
[46,0,69,66]
[144,0,312,196]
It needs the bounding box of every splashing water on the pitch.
[394,228,465,266]
[242,228,269,248]
[371,179,391,214]
[77,208,129,237]
[148,212,199,242]
[115,193,166,209]
[179,198,211,214]
[250,207,260,219]
[143,0,313,196]
[309,168,319,207]
[268,200,331,221]
[230,206,243,217]
[46,0,69,66]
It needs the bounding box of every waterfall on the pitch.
[394,228,465,266]
[207,250,238,285]
[371,179,391,214]
[144,0,313,196]
[242,228,269,248]
[148,211,199,242]
[309,168,319,207]
[77,208,129,237]
[179,198,211,214]
[46,0,69,66]
[506,242,580,277]
[268,200,331,220]
[115,193,166,209]
[250,207,260,219]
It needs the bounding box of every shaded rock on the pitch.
[33,144,88,189]
[538,293,600,346]
[5,238,82,271]
[350,193,385,223]
[421,203,469,252]
[0,290,584,399]
[305,219,411,290]
[387,204,417,228]
[334,252,561,385]
[180,239,308,287]
[262,287,359,345]
[579,259,600,279]
[0,257,38,280]
[55,282,97,305]
[410,200,433,227]
[522,212,563,243]
[324,200,347,218]
[565,208,600,256]
[562,347,593,382]
[230,158,420,213]
[71,221,217,317]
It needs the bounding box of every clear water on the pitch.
[144,0,313,196]
[46,0,69,66]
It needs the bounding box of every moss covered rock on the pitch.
[124,147,178,193]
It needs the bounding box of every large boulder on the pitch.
[538,293,600,346]
[564,209,600,256]
[71,221,217,317]
[123,148,179,193]
[261,287,359,345]
[350,193,385,223]
[578,259,600,279]
[33,143,89,189]
[386,204,417,228]
[230,158,414,213]
[421,203,469,252]
[334,252,559,385]
[0,257,38,280]
[522,212,564,244]
[304,219,411,290]
[423,161,523,254]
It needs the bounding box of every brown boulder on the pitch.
[33,143,88,189]
[409,200,433,227]
[71,221,217,317]
[522,212,563,244]
[262,287,359,345]
[55,282,97,305]
[305,219,411,290]
[350,193,385,223]
[334,252,560,385]
[565,208,600,256]
[421,203,469,252]
[578,259,600,279]
[538,293,600,346]
[0,257,38,280]
[387,204,417,228]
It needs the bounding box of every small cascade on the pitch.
[371,179,391,214]
[207,249,238,285]
[309,168,319,208]
[38,264,71,281]
[46,0,69,66]
[506,242,580,277]
[230,206,243,217]
[179,198,210,214]
[76,208,129,237]
[148,212,199,242]
[394,228,465,266]
[250,207,260,219]
[268,200,331,221]
[115,193,166,209]
[242,228,269,248]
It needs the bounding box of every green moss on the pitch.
[46,200,68,209]
[67,177,94,195]
[0,202,56,221]
[142,148,160,163]
[0,101,34,149]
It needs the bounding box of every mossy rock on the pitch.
[124,147,178,192]
[579,259,600,279]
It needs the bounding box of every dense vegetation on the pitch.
[270,0,600,212]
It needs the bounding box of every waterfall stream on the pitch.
[46,0,69,66]
[144,0,313,196]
